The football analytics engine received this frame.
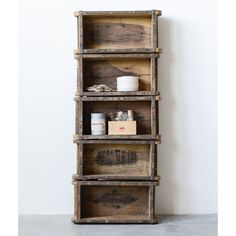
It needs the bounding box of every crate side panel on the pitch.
[83,143,150,176]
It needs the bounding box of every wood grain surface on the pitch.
[82,143,151,176]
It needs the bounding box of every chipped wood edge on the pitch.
[155,10,162,16]
[155,135,162,144]
[155,48,163,53]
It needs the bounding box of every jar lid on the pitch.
[91,113,105,119]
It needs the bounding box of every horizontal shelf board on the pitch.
[74,96,157,101]
[75,140,154,144]
[72,180,159,186]
[73,174,160,181]
[74,10,162,16]
[74,134,160,141]
[74,52,160,59]
[78,91,155,97]
[74,48,161,54]
[73,215,158,224]
[74,175,151,180]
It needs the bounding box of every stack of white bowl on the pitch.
[117,76,139,91]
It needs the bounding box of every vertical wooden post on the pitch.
[79,141,83,175]
[149,184,154,221]
[74,181,81,221]
[75,102,79,134]
[150,141,155,179]
[151,55,155,95]
[77,56,83,95]
[156,100,159,135]
[156,57,159,94]
[80,56,83,95]
[154,141,158,176]
[152,10,158,51]
[78,11,83,53]
[151,97,157,137]
[79,98,83,137]
[76,142,83,176]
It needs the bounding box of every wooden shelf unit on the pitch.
[73,9,162,224]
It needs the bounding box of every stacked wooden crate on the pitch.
[72,10,162,224]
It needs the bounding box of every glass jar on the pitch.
[91,113,106,135]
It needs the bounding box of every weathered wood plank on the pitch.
[74,48,162,54]
[77,141,83,175]
[74,53,159,59]
[84,22,146,44]
[83,16,151,50]
[78,140,153,144]
[72,180,160,186]
[77,98,83,136]
[74,175,154,181]
[78,11,83,53]
[73,174,161,181]
[151,97,157,136]
[82,143,150,176]
[74,96,156,101]
[152,10,158,50]
[74,181,80,220]
[151,55,155,94]
[156,100,159,135]
[74,10,162,16]
[155,57,159,94]
[79,91,155,97]
[154,143,158,176]
[149,185,154,221]
[76,58,83,95]
[150,141,155,178]
[75,102,79,134]
[73,134,159,141]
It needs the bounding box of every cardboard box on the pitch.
[108,121,137,135]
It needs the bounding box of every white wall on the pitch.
[19,0,217,214]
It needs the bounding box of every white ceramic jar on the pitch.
[117,76,139,91]
[91,113,106,135]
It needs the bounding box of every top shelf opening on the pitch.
[74,10,162,54]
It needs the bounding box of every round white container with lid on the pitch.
[117,76,139,91]
[91,113,106,135]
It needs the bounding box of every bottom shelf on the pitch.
[72,215,158,224]
[72,180,159,224]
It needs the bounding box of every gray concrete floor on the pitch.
[19,214,217,236]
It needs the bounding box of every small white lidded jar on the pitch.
[117,76,139,91]
[91,113,106,135]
